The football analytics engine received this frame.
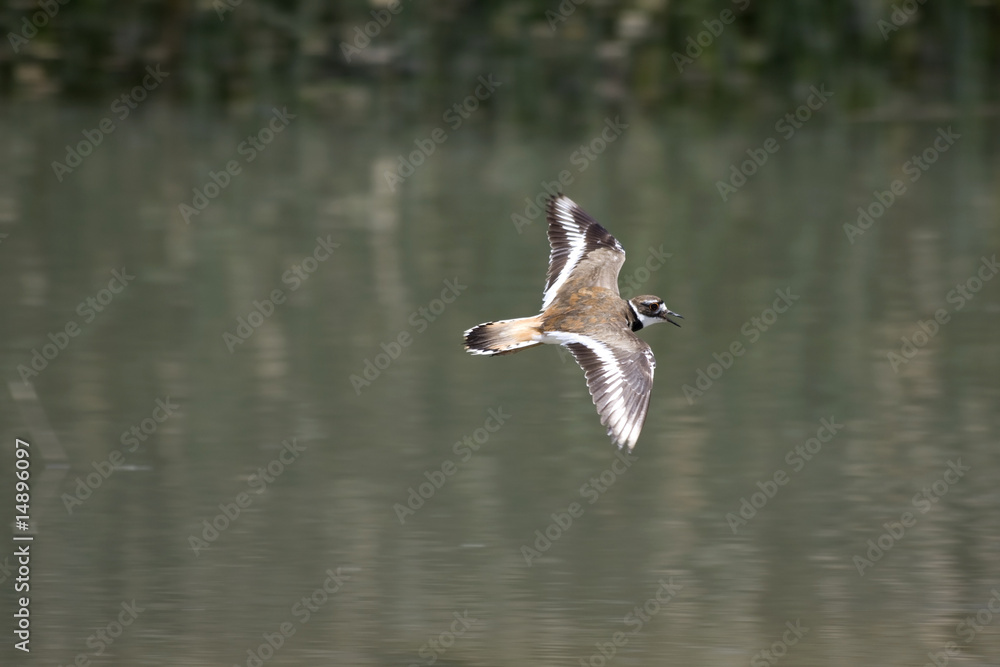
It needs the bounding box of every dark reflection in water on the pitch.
[1,100,999,667]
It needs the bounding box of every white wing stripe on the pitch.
[541,331,621,373]
[541,199,589,310]
[543,331,645,446]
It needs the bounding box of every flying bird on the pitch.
[463,194,681,450]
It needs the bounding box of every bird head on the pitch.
[630,295,683,328]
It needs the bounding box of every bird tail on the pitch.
[463,316,543,356]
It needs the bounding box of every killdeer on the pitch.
[463,194,681,450]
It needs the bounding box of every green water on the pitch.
[2,100,999,666]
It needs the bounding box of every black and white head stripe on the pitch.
[627,300,662,330]
[542,195,625,310]
[545,331,655,450]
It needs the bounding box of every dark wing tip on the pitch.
[545,194,625,255]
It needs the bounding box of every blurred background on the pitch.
[1,1,1000,665]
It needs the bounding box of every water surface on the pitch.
[2,100,999,666]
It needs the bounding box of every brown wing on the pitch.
[552,330,655,450]
[542,195,626,310]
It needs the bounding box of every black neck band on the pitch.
[626,301,644,332]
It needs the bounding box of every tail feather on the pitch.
[464,316,542,356]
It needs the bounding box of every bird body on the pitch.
[463,194,680,450]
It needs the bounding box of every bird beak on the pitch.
[660,305,683,327]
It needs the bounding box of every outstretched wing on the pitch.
[546,330,655,451]
[542,195,626,310]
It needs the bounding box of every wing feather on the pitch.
[542,195,626,310]
[547,332,655,450]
